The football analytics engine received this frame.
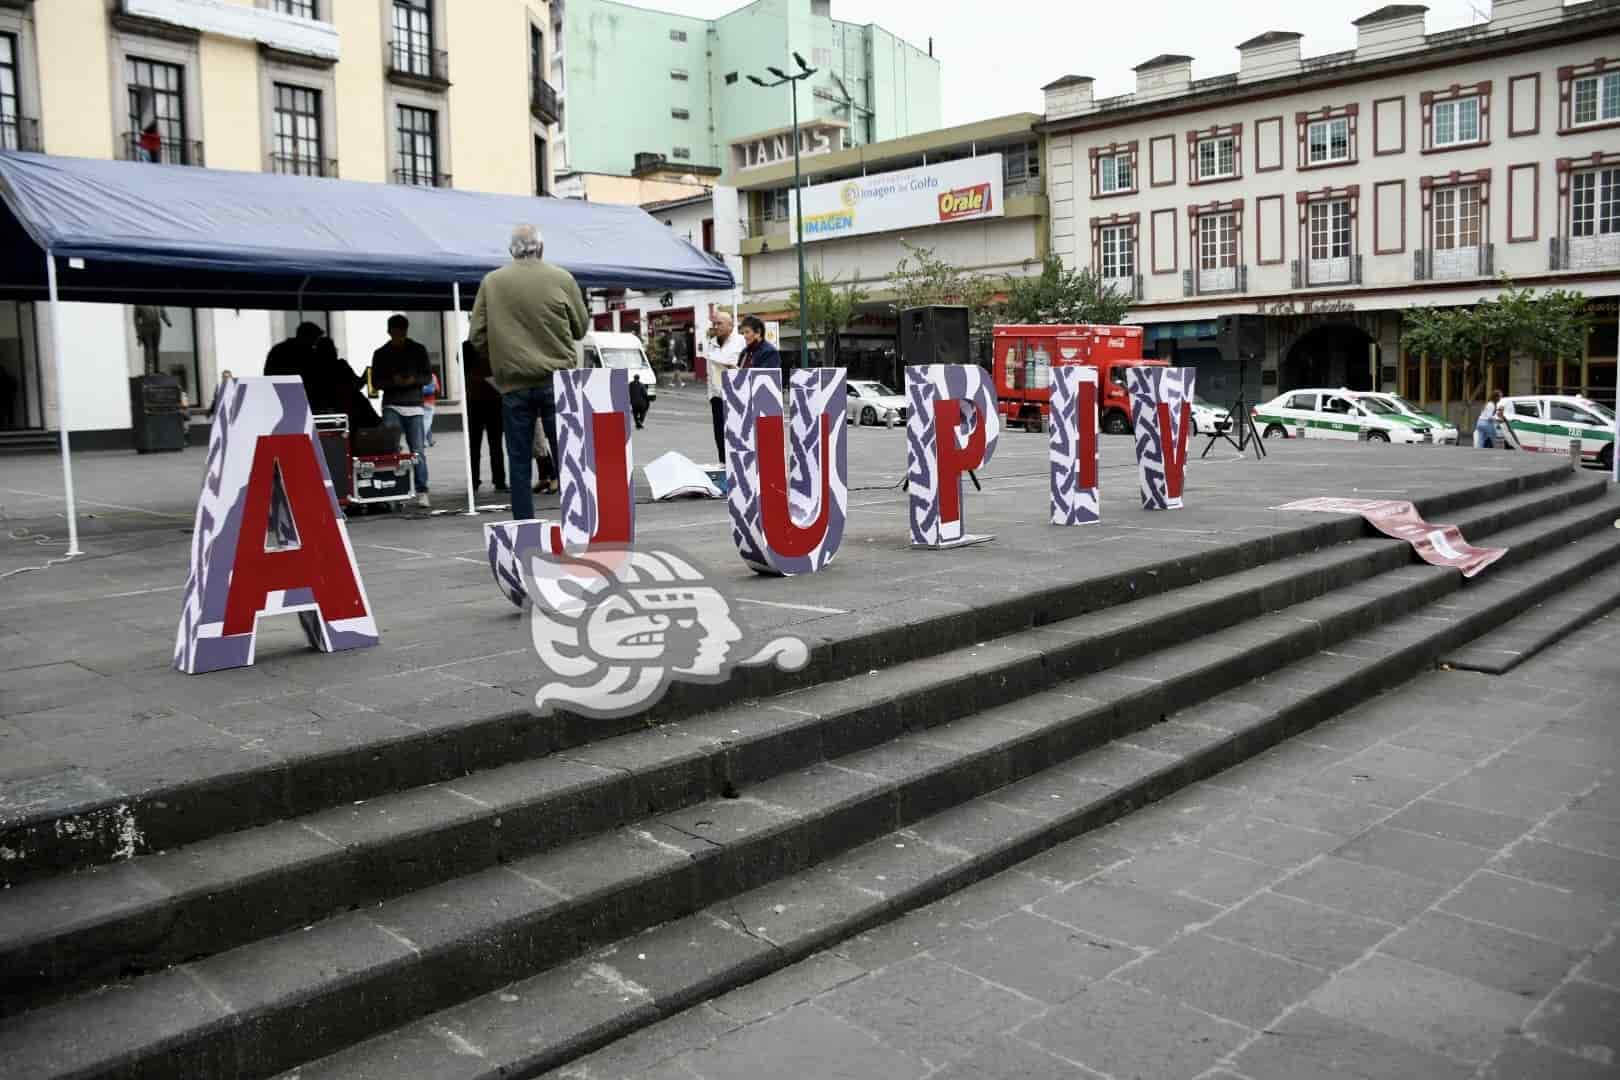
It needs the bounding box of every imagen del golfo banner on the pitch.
[793,153,1006,243]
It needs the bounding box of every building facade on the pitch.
[730,112,1047,373]
[1,0,559,445]
[556,0,940,185]
[1041,0,1620,423]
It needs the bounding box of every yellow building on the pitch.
[0,0,560,445]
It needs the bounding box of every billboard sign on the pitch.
[794,154,1005,243]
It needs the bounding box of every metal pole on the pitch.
[451,280,477,516]
[792,80,809,370]
[45,252,82,557]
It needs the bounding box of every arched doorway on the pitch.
[1282,323,1378,392]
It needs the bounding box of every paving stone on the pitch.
[924,1034,1093,1080]
[830,904,974,972]
[1432,774,1578,821]
[1203,815,1343,869]
[1540,810,1620,861]
[1033,880,1220,949]
[1208,891,1389,970]
[1526,980,1620,1065]
[1481,1036,1620,1080]
[945,871,1061,927]
[707,954,864,1025]
[1017,979,1249,1080]
[1014,838,1133,888]
[936,911,1132,1004]
[1577,933,1620,989]
[677,1003,927,1080]
[1316,953,1540,1065]
[816,956,1044,1067]
[1388,724,1513,763]
[1331,825,1496,886]
[1381,911,1582,1000]
[594,916,775,1006]
[1233,1005,1476,1080]
[1275,856,1450,926]
[1300,764,1438,809]
[1493,841,1620,903]
[1100,843,1284,907]
[549,1004,736,1080]
[1342,743,1471,784]
[1117,931,1329,1028]
[1440,871,1616,950]
[1468,753,1609,797]
[1384,799,1534,850]
[1247,787,1390,838]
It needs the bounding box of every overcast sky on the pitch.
[640,0,1489,126]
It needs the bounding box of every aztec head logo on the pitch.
[522,547,808,719]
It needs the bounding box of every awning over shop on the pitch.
[0,151,734,309]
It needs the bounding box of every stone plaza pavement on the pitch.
[550,613,1620,1080]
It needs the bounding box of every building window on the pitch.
[1306,117,1350,165]
[671,107,690,120]
[669,28,687,42]
[764,188,791,221]
[1098,153,1132,194]
[725,72,738,85]
[274,0,317,17]
[670,69,689,82]
[1572,167,1620,237]
[530,25,543,76]
[671,146,690,160]
[702,217,715,253]
[1100,225,1135,282]
[1433,97,1481,147]
[271,84,323,175]
[1197,135,1236,181]
[395,104,439,186]
[1434,184,1482,251]
[127,57,188,164]
[1003,142,1039,192]
[1307,198,1352,283]
[391,0,433,77]
[534,134,548,195]
[1573,71,1620,127]
[0,33,20,152]
[1199,212,1237,270]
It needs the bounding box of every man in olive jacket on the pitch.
[469,224,589,520]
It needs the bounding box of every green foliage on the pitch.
[1400,276,1590,402]
[1000,255,1134,326]
[787,268,870,365]
[886,240,1001,335]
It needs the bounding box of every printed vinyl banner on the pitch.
[793,154,1005,244]
[173,376,377,674]
[1129,366,1195,511]
[1276,497,1508,578]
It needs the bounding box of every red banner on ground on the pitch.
[1275,497,1507,578]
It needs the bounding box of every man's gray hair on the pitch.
[509,224,544,260]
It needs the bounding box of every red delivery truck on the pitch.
[991,324,1159,434]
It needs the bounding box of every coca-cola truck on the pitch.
[991,324,1159,434]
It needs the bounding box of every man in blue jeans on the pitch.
[470,224,589,521]
[371,314,434,509]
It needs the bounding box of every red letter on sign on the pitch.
[223,434,368,635]
[936,397,989,531]
[757,412,834,558]
[1078,379,1099,492]
[1157,401,1192,501]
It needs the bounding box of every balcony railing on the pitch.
[0,116,41,152]
[121,132,205,166]
[385,40,449,86]
[1004,176,1044,198]
[1291,254,1363,288]
[393,168,452,188]
[269,153,338,178]
[1414,244,1493,281]
[530,75,560,125]
[1184,264,1247,296]
[1551,234,1620,270]
[1101,273,1143,301]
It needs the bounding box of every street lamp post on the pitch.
[750,52,817,369]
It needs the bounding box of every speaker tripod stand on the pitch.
[1201,395,1266,459]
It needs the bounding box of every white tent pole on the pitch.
[452,280,477,516]
[46,251,83,557]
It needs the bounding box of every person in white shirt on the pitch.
[706,312,746,463]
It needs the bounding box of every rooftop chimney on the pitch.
[1042,74,1095,119]
[1133,54,1193,100]
[1353,5,1429,59]
[1491,0,1566,31]
[1237,30,1303,83]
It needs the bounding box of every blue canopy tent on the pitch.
[0,152,735,546]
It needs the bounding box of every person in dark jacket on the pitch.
[739,315,782,372]
[462,339,507,492]
[628,373,651,429]
[264,322,351,415]
[371,314,434,509]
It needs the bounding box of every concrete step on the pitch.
[5,493,1617,1079]
[3,479,1608,1012]
[2,467,1588,886]
[270,512,1620,1080]
[1441,560,1620,674]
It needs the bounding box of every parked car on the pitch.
[1188,397,1232,436]
[1358,392,1460,445]
[1500,394,1616,469]
[578,331,657,400]
[845,380,908,426]
[1253,388,1436,444]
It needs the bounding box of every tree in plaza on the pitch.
[786,268,869,366]
[1400,278,1589,411]
[886,240,1001,338]
[1000,254,1134,326]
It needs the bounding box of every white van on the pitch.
[578,331,657,400]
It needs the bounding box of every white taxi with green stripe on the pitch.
[1361,393,1460,445]
[1254,388,1437,445]
[1500,395,1616,470]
